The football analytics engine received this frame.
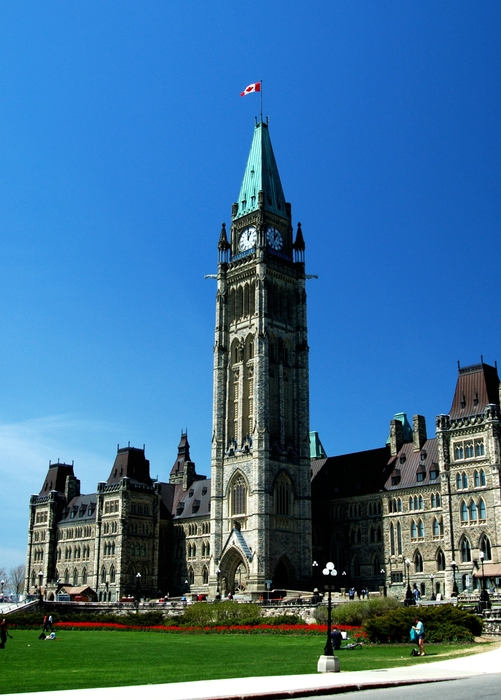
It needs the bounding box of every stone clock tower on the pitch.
[209,120,312,596]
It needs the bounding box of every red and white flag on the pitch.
[240,82,261,96]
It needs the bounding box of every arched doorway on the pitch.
[219,548,248,594]
[273,558,291,589]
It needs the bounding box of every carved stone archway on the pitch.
[219,547,249,595]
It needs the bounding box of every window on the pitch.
[274,472,292,517]
[474,470,480,487]
[460,537,471,562]
[480,534,492,560]
[414,551,423,573]
[391,571,403,583]
[418,520,424,538]
[478,498,486,520]
[469,500,477,522]
[411,521,417,539]
[465,443,474,458]
[462,472,468,489]
[475,440,485,457]
[231,473,247,516]
[419,496,423,509]
[202,567,209,585]
[433,518,440,537]
[397,522,402,555]
[390,523,395,555]
[454,443,464,460]
[480,469,486,486]
[436,549,446,571]
[409,497,414,511]
[431,494,435,508]
[429,463,439,480]
[460,501,468,523]
[82,567,87,584]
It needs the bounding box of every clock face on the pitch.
[238,226,257,251]
[266,226,283,250]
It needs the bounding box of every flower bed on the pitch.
[54,620,367,637]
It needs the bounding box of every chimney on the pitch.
[389,419,404,456]
[413,415,427,451]
[65,475,80,502]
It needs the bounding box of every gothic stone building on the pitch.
[311,361,501,600]
[24,121,501,602]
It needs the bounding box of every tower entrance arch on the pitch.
[219,548,249,595]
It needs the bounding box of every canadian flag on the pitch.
[240,82,261,96]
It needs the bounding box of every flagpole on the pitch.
[260,80,263,123]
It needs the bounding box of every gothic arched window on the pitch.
[480,534,492,560]
[231,473,248,516]
[436,548,445,571]
[460,537,471,562]
[274,472,293,516]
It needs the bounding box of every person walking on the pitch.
[0,618,12,649]
[412,616,425,655]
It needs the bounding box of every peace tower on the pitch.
[209,120,312,595]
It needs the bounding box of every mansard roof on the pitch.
[171,478,211,520]
[311,446,392,499]
[448,361,500,419]
[106,446,151,486]
[60,495,97,523]
[38,461,75,496]
[234,121,289,222]
[385,438,439,491]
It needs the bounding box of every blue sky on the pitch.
[1,1,500,571]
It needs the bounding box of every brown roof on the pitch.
[385,438,439,490]
[106,446,151,486]
[473,564,501,578]
[449,362,500,419]
[38,462,75,496]
[311,447,393,499]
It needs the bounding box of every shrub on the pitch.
[177,602,262,627]
[364,604,482,643]
[315,597,400,627]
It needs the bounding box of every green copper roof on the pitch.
[235,121,288,221]
[386,412,413,445]
[310,431,327,459]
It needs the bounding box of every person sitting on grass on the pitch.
[412,617,425,656]
[330,627,343,651]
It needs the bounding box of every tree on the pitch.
[9,565,25,596]
[0,568,8,595]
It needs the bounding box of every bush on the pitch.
[364,604,483,643]
[315,597,400,627]
[177,602,262,627]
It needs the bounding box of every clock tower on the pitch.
[210,120,312,596]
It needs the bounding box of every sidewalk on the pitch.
[4,642,501,700]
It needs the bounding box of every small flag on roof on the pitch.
[240,82,261,96]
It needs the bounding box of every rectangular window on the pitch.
[391,572,403,583]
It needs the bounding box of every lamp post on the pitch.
[317,562,340,673]
[216,568,221,600]
[380,569,386,597]
[342,570,347,598]
[312,561,319,603]
[429,574,435,600]
[404,559,414,606]
[38,571,44,610]
[135,572,141,612]
[0,580,4,601]
[450,560,459,597]
[479,552,491,612]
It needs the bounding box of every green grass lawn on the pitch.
[0,631,486,695]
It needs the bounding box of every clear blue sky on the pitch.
[1,1,500,571]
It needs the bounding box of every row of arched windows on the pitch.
[460,498,487,523]
[228,283,256,324]
[389,493,442,513]
[456,468,486,490]
[186,566,209,585]
[57,545,91,561]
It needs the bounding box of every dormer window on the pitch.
[420,450,427,461]
[399,454,406,464]
[176,502,185,516]
[429,463,439,480]
[202,487,207,496]
[189,489,194,498]
[461,394,466,408]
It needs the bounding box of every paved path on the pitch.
[4,642,501,700]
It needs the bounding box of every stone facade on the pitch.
[24,121,501,603]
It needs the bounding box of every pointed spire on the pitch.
[218,223,230,250]
[234,121,289,222]
[293,222,305,251]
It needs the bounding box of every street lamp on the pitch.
[479,552,491,612]
[216,568,221,600]
[429,574,435,600]
[380,569,386,597]
[450,560,459,597]
[312,561,319,603]
[317,562,340,673]
[135,572,142,612]
[38,571,44,609]
[404,559,414,606]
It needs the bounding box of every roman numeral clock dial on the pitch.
[238,226,257,251]
[266,226,283,250]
